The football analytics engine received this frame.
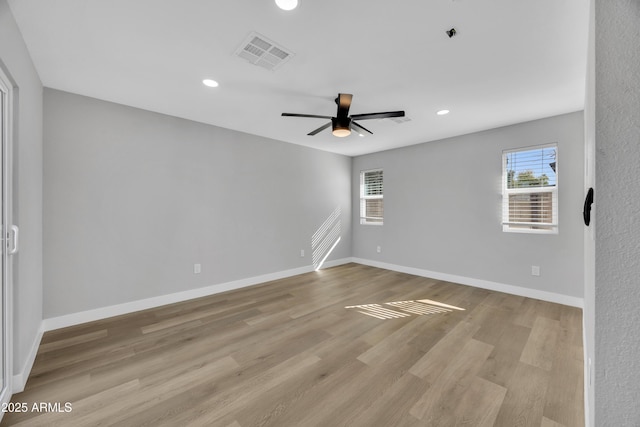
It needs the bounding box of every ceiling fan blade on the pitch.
[350,110,405,121]
[307,122,332,136]
[352,121,373,135]
[282,113,333,119]
[336,93,353,118]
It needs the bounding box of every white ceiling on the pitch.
[8,0,590,157]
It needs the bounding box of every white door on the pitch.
[0,66,15,408]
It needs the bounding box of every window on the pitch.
[360,169,383,225]
[502,145,557,233]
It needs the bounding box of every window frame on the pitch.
[360,168,384,226]
[502,144,558,234]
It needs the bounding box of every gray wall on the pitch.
[353,112,584,299]
[43,89,351,318]
[595,0,640,424]
[0,0,43,381]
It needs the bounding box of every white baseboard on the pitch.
[318,257,354,270]
[352,258,584,308]
[42,258,353,332]
[13,326,44,393]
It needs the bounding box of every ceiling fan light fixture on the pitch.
[332,128,351,137]
[275,0,298,10]
[332,117,351,137]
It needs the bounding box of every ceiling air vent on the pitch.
[234,32,294,71]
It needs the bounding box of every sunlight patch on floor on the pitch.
[344,304,412,320]
[346,299,465,320]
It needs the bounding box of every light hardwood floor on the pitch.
[2,264,584,426]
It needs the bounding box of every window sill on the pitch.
[502,226,558,235]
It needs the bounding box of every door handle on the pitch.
[8,225,18,254]
[583,188,594,226]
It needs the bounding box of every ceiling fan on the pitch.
[282,93,405,137]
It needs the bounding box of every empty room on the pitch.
[1,0,639,426]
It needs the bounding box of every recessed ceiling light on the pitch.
[275,0,298,10]
[202,79,219,88]
[436,109,450,115]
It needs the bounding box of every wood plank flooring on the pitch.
[1,264,584,426]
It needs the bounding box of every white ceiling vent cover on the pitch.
[234,32,295,71]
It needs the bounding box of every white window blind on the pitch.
[502,145,558,233]
[360,169,383,225]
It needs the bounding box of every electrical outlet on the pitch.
[376,246,381,253]
[300,249,305,257]
[194,263,201,274]
[531,265,540,276]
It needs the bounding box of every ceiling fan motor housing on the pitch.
[332,116,352,137]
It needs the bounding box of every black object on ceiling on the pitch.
[282,93,405,137]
